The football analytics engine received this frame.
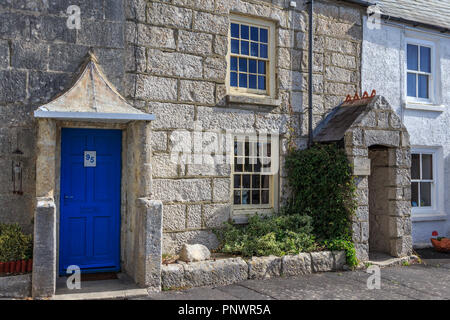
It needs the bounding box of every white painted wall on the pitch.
[362,17,450,247]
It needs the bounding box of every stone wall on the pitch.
[123,0,365,255]
[0,1,126,233]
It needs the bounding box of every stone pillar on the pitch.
[135,198,162,291]
[32,119,57,298]
[32,198,56,298]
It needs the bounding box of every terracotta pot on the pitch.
[431,238,450,253]
[20,260,26,273]
[27,259,33,272]
[0,262,4,274]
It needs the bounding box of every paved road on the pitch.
[144,260,450,300]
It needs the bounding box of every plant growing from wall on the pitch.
[0,223,33,262]
[284,143,358,266]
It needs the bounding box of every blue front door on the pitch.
[59,128,121,274]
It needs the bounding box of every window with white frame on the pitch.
[411,151,435,208]
[228,16,275,97]
[406,40,434,102]
[232,134,278,209]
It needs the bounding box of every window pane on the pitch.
[260,28,268,43]
[241,40,249,55]
[249,59,257,73]
[261,190,269,204]
[244,157,251,172]
[260,44,268,58]
[262,175,269,188]
[418,74,429,99]
[230,57,237,71]
[239,58,247,72]
[234,175,241,188]
[258,61,266,75]
[258,76,266,90]
[231,23,239,38]
[411,154,420,179]
[241,25,249,39]
[411,182,419,207]
[420,46,431,73]
[422,154,433,179]
[250,42,258,57]
[420,182,432,207]
[234,190,241,204]
[235,163,242,172]
[252,175,260,188]
[251,190,260,205]
[242,190,250,204]
[249,74,257,89]
[243,175,250,188]
[231,39,239,54]
[251,27,258,41]
[239,73,247,88]
[407,73,416,97]
[254,160,261,172]
[407,44,418,71]
[230,72,237,87]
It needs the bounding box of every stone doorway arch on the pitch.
[314,95,412,262]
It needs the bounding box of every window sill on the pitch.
[405,102,445,112]
[226,94,280,108]
[411,213,447,222]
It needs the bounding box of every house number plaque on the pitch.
[84,151,96,167]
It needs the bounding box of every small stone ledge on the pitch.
[226,94,281,108]
[0,274,32,298]
[161,251,346,290]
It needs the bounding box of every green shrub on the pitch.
[322,238,358,268]
[0,223,33,262]
[214,214,317,257]
[284,143,357,241]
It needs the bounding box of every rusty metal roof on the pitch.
[34,53,154,122]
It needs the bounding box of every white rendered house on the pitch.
[362,0,450,247]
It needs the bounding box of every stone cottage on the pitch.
[361,0,450,247]
[0,0,412,297]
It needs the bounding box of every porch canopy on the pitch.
[34,52,154,122]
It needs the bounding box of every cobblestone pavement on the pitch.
[143,260,450,300]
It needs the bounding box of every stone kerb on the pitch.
[161,251,346,290]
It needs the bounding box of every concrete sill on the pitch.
[411,214,447,222]
[226,94,280,108]
[405,103,445,112]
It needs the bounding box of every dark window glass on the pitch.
[243,175,251,188]
[234,175,241,188]
[261,190,269,204]
[407,73,416,97]
[407,44,418,71]
[252,175,260,189]
[249,59,257,73]
[251,42,258,57]
[420,182,432,206]
[420,46,431,73]
[239,73,247,88]
[258,61,266,74]
[231,23,239,38]
[260,44,268,58]
[241,40,249,55]
[258,76,266,90]
[422,154,433,179]
[260,28,268,43]
[230,72,237,87]
[231,39,239,54]
[251,191,260,204]
[249,75,257,89]
[242,190,250,204]
[230,57,237,71]
[241,25,249,39]
[418,74,429,99]
[262,175,269,188]
[251,27,258,41]
[233,190,241,204]
[239,58,247,72]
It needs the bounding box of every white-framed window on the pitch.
[231,134,278,215]
[406,38,435,104]
[227,15,276,98]
[411,151,434,209]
